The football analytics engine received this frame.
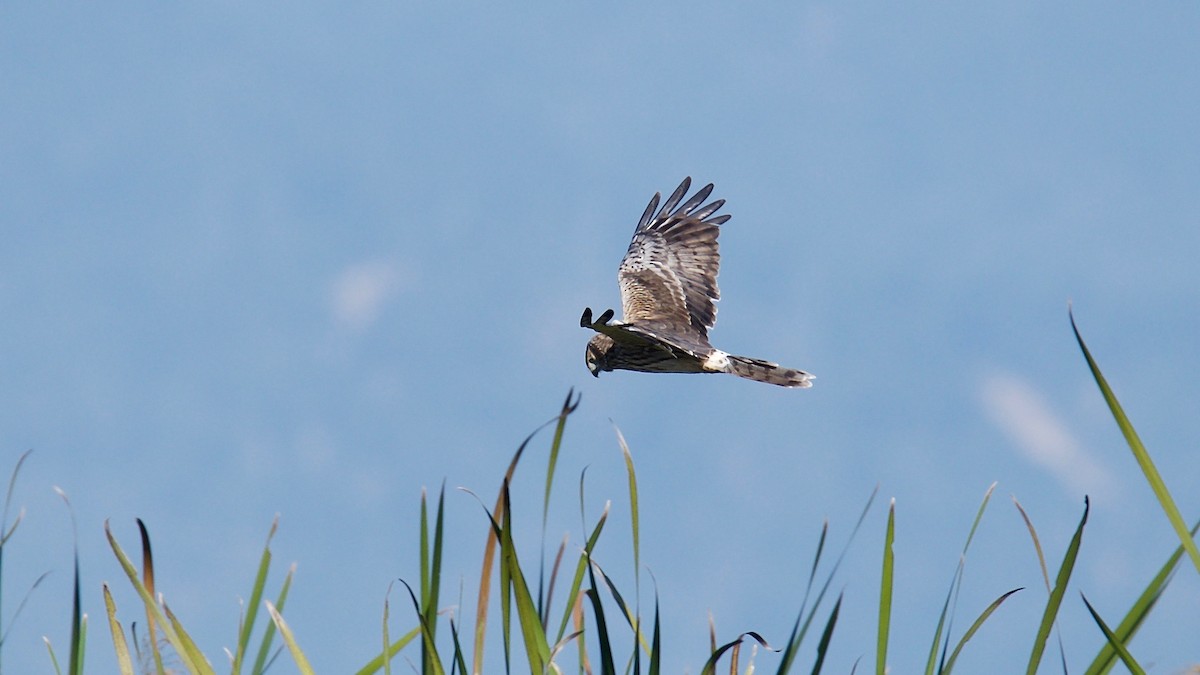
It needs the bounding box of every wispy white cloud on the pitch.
[329,260,405,332]
[979,372,1114,498]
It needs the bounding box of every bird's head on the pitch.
[585,334,614,378]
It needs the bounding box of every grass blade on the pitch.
[234,517,278,675]
[810,593,842,675]
[1070,309,1200,575]
[252,562,294,675]
[941,588,1022,674]
[877,499,895,675]
[1080,594,1145,675]
[1026,497,1089,675]
[926,483,997,675]
[102,584,136,675]
[265,600,315,675]
[1084,518,1200,675]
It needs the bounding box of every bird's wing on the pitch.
[617,177,730,337]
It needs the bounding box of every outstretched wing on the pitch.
[617,177,730,337]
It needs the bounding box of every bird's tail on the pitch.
[726,355,814,388]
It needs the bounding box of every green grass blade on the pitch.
[926,483,998,675]
[1026,497,1089,675]
[353,625,421,675]
[499,483,552,672]
[542,389,580,529]
[809,593,843,675]
[104,521,216,675]
[877,499,895,675]
[1012,497,1052,592]
[234,517,277,675]
[265,600,315,675]
[779,487,878,675]
[553,494,609,646]
[1085,518,1200,675]
[251,562,293,675]
[942,588,1022,674]
[648,593,661,675]
[614,425,640,586]
[700,632,773,675]
[102,584,136,675]
[164,602,211,672]
[1080,594,1145,675]
[1070,309,1200,575]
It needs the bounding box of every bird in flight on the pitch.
[582,177,814,388]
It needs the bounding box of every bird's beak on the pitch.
[591,368,599,378]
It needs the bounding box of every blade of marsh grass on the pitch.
[699,632,773,675]
[1070,309,1200,575]
[420,484,446,675]
[134,518,166,675]
[45,636,63,675]
[473,393,580,675]
[1026,497,1089,675]
[164,602,210,671]
[353,625,421,675]
[1080,594,1145,675]
[252,562,294,675]
[877,499,895,675]
[572,590,590,674]
[810,593,843,675]
[613,426,640,588]
[52,487,86,675]
[649,594,661,675]
[540,391,580,634]
[592,560,652,657]
[103,584,136,675]
[0,449,33,673]
[1084,518,1200,675]
[554,499,609,646]
[499,483,552,672]
[926,483,998,675]
[1012,498,1052,593]
[448,615,469,675]
[382,585,392,675]
[585,585,616,675]
[104,521,216,675]
[233,517,277,675]
[543,389,580,530]
[941,587,1022,674]
[400,580,445,675]
[779,486,878,675]
[542,533,569,629]
[265,600,315,675]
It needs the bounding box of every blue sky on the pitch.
[3,2,1199,672]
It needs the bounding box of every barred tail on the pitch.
[726,355,814,388]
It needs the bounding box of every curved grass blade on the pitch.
[584,563,616,675]
[1070,309,1200,575]
[926,483,998,675]
[1080,594,1144,675]
[252,562,294,675]
[353,624,420,675]
[779,486,878,675]
[877,499,895,675]
[1026,497,1089,675]
[472,392,580,675]
[233,517,278,675]
[265,600,315,675]
[102,584,136,675]
[52,488,86,675]
[810,593,843,675]
[941,588,1022,674]
[104,521,216,675]
[699,631,773,675]
[1084,518,1200,675]
[553,493,609,646]
[0,449,33,673]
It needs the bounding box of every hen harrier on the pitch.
[581,177,814,388]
